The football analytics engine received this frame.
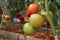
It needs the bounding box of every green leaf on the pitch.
[0,5,3,10]
[49,4,58,27]
[11,9,18,21]
[53,16,58,28]
[49,4,56,14]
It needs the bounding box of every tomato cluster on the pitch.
[16,11,25,23]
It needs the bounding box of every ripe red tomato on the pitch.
[28,4,39,14]
[26,12,32,17]
[16,12,22,18]
[19,16,24,23]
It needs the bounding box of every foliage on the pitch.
[49,1,58,27]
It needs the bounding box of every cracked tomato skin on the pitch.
[28,4,39,14]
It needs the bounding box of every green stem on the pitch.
[40,0,42,8]
[18,0,19,9]
[0,15,2,23]
[35,0,38,4]
[45,0,56,36]
[4,0,7,13]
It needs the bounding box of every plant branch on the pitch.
[45,0,56,36]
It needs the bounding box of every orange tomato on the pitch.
[28,4,39,14]
[4,15,10,20]
[26,12,31,17]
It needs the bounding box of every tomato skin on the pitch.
[26,12,32,17]
[4,15,10,20]
[16,12,22,18]
[30,14,44,28]
[23,23,36,35]
[28,4,39,14]
[19,16,24,23]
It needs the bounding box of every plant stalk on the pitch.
[45,0,56,36]
[18,0,19,9]
[40,0,42,8]
[35,0,38,4]
[4,0,7,14]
